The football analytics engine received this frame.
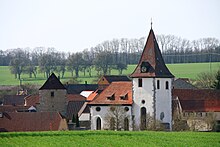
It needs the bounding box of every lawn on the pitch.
[0,131,219,147]
[0,62,219,85]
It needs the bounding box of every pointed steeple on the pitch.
[130,27,174,78]
[39,73,66,90]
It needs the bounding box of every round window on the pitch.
[96,107,101,112]
[124,107,129,112]
[141,100,145,104]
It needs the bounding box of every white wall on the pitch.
[90,105,132,130]
[132,77,173,130]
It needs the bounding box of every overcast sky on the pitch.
[0,0,220,52]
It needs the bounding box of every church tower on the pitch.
[38,73,67,116]
[130,25,174,130]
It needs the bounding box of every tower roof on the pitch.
[130,28,174,78]
[39,73,66,90]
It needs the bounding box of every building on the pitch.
[0,112,68,132]
[38,73,67,116]
[130,27,174,130]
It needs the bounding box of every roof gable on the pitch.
[130,29,174,78]
[39,73,66,90]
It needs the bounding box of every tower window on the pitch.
[157,80,160,89]
[51,91,54,97]
[138,78,142,87]
[165,81,169,89]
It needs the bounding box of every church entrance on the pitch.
[140,107,147,130]
[96,117,101,130]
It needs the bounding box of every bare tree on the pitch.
[104,106,129,131]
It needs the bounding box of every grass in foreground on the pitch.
[0,62,219,85]
[0,131,220,147]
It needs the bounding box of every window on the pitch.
[141,100,145,104]
[96,117,101,130]
[157,80,160,89]
[51,91,54,97]
[124,117,129,131]
[107,94,115,100]
[120,93,128,100]
[96,107,101,112]
[138,78,142,87]
[124,107,129,112]
[165,81,169,89]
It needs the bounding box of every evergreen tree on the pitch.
[72,114,76,123]
[76,114,80,128]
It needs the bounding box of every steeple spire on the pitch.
[151,18,153,29]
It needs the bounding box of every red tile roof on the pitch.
[89,82,132,105]
[130,29,174,78]
[67,94,86,102]
[87,90,99,101]
[0,112,67,132]
[24,95,40,106]
[173,89,220,112]
[0,105,29,112]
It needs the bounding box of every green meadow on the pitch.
[0,131,219,147]
[0,62,219,85]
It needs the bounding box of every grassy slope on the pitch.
[0,131,220,147]
[0,62,219,85]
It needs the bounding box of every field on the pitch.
[0,131,220,146]
[0,62,220,85]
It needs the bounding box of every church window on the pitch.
[96,117,101,130]
[96,107,101,112]
[138,78,142,87]
[157,80,160,89]
[51,91,54,97]
[124,107,129,112]
[165,81,169,89]
[124,117,129,131]
[140,107,147,130]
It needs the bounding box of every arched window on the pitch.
[96,117,101,130]
[140,107,147,130]
[124,117,129,131]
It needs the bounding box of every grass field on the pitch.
[0,62,220,85]
[0,131,220,146]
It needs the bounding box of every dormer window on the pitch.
[107,94,115,100]
[120,93,128,100]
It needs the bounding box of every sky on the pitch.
[0,0,220,53]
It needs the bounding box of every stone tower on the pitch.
[130,27,174,130]
[38,73,67,116]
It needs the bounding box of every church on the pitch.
[89,26,174,130]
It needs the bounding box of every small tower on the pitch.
[130,26,174,130]
[38,73,67,116]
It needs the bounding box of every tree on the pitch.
[115,62,127,75]
[104,106,128,130]
[195,72,215,88]
[76,114,80,128]
[94,51,112,75]
[67,52,84,78]
[212,70,220,89]
[9,49,29,80]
